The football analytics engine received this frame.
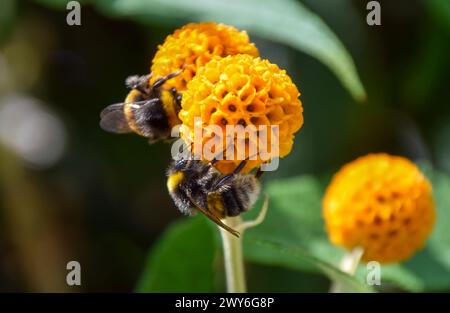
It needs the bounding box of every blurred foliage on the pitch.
[136,217,216,292]
[0,0,449,292]
[0,0,16,44]
[425,0,450,31]
[31,0,366,101]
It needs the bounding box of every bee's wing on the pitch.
[100,103,132,134]
[187,194,240,237]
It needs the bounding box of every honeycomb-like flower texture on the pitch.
[179,54,304,174]
[323,153,435,264]
[150,22,259,92]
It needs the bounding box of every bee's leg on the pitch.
[169,87,182,111]
[210,151,224,166]
[211,151,227,165]
[211,159,248,190]
[176,93,182,105]
[255,167,264,179]
[151,70,183,91]
[233,159,248,174]
[210,137,237,165]
[185,141,196,158]
[187,194,240,237]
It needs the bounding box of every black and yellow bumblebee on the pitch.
[100,72,182,143]
[166,151,262,237]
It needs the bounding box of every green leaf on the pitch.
[404,163,450,290]
[243,176,343,268]
[365,264,423,292]
[246,238,373,292]
[136,216,218,292]
[94,0,366,102]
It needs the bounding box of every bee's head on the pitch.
[125,74,151,92]
[166,157,189,192]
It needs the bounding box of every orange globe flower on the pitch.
[323,153,435,264]
[150,22,259,92]
[179,54,304,174]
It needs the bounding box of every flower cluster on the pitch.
[179,54,303,173]
[323,153,435,264]
[150,22,259,92]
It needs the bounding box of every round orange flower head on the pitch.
[323,153,436,264]
[179,54,304,174]
[150,22,259,92]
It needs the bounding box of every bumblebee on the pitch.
[166,152,262,237]
[100,72,182,143]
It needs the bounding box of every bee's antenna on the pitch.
[211,137,235,165]
[151,70,183,92]
[232,159,248,175]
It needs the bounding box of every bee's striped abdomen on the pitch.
[221,187,246,216]
[123,89,145,135]
[124,91,171,140]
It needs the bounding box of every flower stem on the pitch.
[219,216,247,293]
[218,196,269,293]
[330,246,364,293]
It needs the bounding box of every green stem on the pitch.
[330,246,364,293]
[218,197,269,293]
[219,216,247,293]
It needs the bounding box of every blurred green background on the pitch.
[0,0,449,292]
